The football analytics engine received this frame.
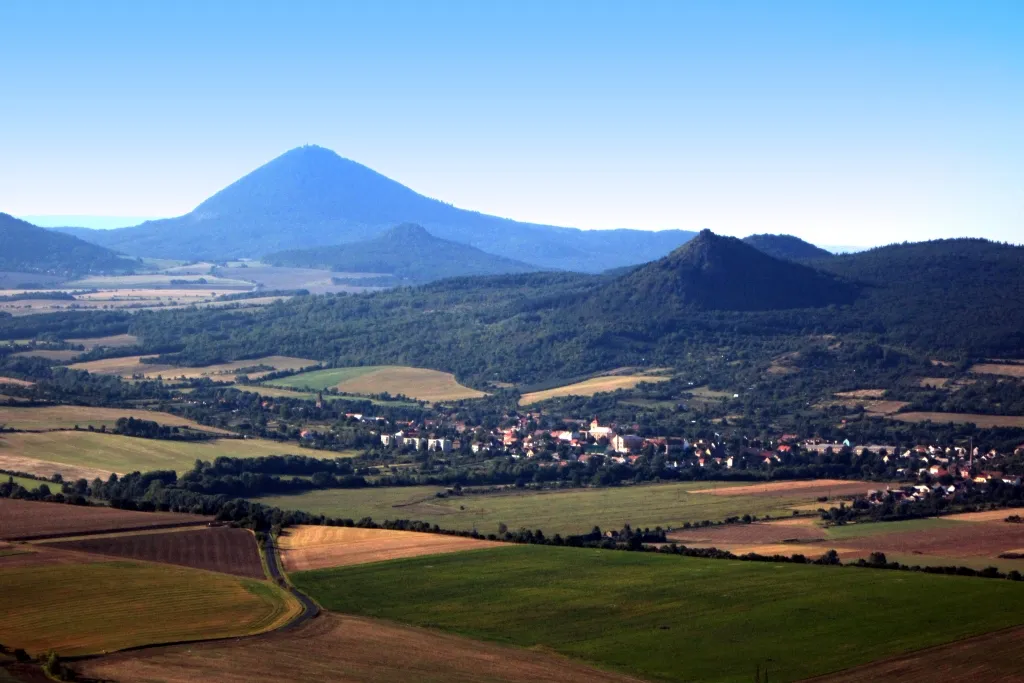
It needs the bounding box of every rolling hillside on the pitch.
[742,233,834,261]
[0,213,138,277]
[57,145,696,272]
[266,223,540,284]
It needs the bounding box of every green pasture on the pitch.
[294,544,1024,683]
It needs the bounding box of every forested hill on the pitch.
[54,145,696,272]
[742,233,834,261]
[0,213,138,277]
[603,230,858,312]
[266,223,541,283]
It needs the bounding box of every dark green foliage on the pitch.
[266,223,541,283]
[57,146,696,271]
[605,230,858,312]
[742,233,834,261]
[0,213,137,277]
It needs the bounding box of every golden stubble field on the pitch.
[520,373,671,405]
[70,354,317,381]
[278,525,501,571]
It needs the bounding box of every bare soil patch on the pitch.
[70,354,316,381]
[278,526,502,571]
[838,521,1024,558]
[0,375,33,387]
[891,412,1024,428]
[835,389,888,399]
[970,363,1024,378]
[51,527,264,578]
[79,612,642,683]
[943,510,1024,523]
[690,479,870,498]
[807,624,1024,682]
[0,498,210,540]
[919,377,950,388]
[0,405,230,433]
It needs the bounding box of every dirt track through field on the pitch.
[805,624,1024,682]
[279,526,502,571]
[78,612,644,683]
[51,527,265,577]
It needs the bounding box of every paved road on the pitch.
[263,531,320,628]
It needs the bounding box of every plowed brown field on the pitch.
[78,613,643,683]
[51,527,264,577]
[806,625,1024,682]
[668,518,826,545]
[0,498,210,540]
[837,521,1024,558]
[279,526,502,571]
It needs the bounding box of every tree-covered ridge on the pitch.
[54,145,697,272]
[0,213,138,277]
[607,230,858,312]
[266,223,542,284]
[742,233,834,261]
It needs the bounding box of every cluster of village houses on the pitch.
[371,414,1024,484]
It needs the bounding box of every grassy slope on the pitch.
[265,367,380,390]
[3,473,55,492]
[0,561,297,656]
[294,545,1024,683]
[260,481,826,536]
[0,431,293,476]
[265,365,485,401]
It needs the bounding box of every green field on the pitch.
[0,431,297,478]
[294,545,1024,683]
[2,473,56,492]
[265,367,379,391]
[824,517,959,540]
[230,383,419,407]
[0,561,298,656]
[259,481,832,535]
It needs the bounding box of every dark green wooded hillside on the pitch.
[605,230,857,312]
[0,213,138,277]
[266,223,541,284]
[742,233,834,262]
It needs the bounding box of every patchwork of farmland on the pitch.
[520,372,672,405]
[78,612,638,683]
[50,527,265,578]
[278,525,501,571]
[0,430,294,479]
[0,498,210,540]
[0,560,298,656]
[293,544,1024,683]
[259,480,869,537]
[264,365,485,402]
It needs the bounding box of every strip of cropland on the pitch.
[258,480,864,536]
[0,430,293,479]
[292,544,1024,683]
[77,612,641,683]
[520,373,671,405]
[0,498,210,540]
[278,525,502,571]
[264,365,486,402]
[0,405,229,432]
[69,354,317,381]
[0,559,299,656]
[48,527,266,578]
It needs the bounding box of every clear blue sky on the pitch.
[2,1,1021,246]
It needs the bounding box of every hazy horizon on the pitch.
[3,1,1022,248]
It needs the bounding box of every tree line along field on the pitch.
[263,365,487,402]
[0,405,229,433]
[292,545,1024,683]
[257,480,869,536]
[0,430,296,479]
[0,560,299,656]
